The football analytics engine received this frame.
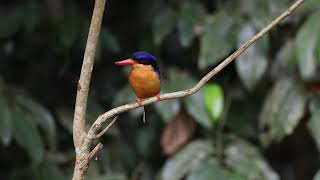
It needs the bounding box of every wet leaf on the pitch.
[295,11,320,79]
[153,8,177,45]
[307,98,320,152]
[0,97,12,146]
[259,78,307,147]
[225,139,280,180]
[161,140,214,180]
[12,106,44,164]
[161,112,197,155]
[184,90,212,129]
[177,2,205,47]
[204,83,224,123]
[236,23,268,91]
[198,13,238,69]
[187,158,245,180]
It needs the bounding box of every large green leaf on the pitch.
[307,98,320,152]
[184,90,212,129]
[12,106,44,164]
[177,2,206,47]
[271,40,297,78]
[16,94,56,150]
[161,140,214,180]
[187,158,245,180]
[198,13,238,70]
[0,97,12,146]
[259,78,307,147]
[153,7,177,45]
[235,23,268,91]
[204,83,224,123]
[225,139,280,180]
[295,11,320,79]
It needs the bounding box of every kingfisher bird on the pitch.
[115,51,161,106]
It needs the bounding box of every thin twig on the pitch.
[93,116,118,138]
[89,143,104,160]
[87,0,304,138]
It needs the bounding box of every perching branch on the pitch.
[86,0,304,139]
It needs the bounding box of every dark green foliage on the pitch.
[0,0,320,179]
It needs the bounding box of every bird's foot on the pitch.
[137,98,143,106]
[156,93,161,101]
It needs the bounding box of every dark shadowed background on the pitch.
[0,0,320,179]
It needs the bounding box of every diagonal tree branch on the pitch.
[87,0,304,139]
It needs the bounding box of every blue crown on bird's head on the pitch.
[132,51,157,62]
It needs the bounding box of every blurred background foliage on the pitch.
[0,0,320,179]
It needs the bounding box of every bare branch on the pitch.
[72,0,106,180]
[93,116,118,139]
[87,0,304,138]
[89,143,104,160]
[73,0,106,147]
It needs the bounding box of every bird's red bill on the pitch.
[115,59,136,66]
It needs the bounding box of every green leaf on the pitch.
[0,97,12,146]
[184,90,212,129]
[295,11,320,79]
[203,84,224,123]
[307,98,320,152]
[314,170,320,180]
[271,40,297,78]
[259,78,307,147]
[161,140,214,180]
[226,98,259,139]
[156,68,196,121]
[187,158,245,180]
[33,160,68,180]
[235,23,268,91]
[198,13,238,70]
[153,8,177,45]
[12,106,44,164]
[177,2,205,47]
[225,139,280,180]
[16,94,56,150]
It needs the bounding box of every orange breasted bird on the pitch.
[115,51,161,106]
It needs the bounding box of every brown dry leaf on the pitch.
[161,111,197,155]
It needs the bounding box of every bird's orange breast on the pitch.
[129,64,160,99]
